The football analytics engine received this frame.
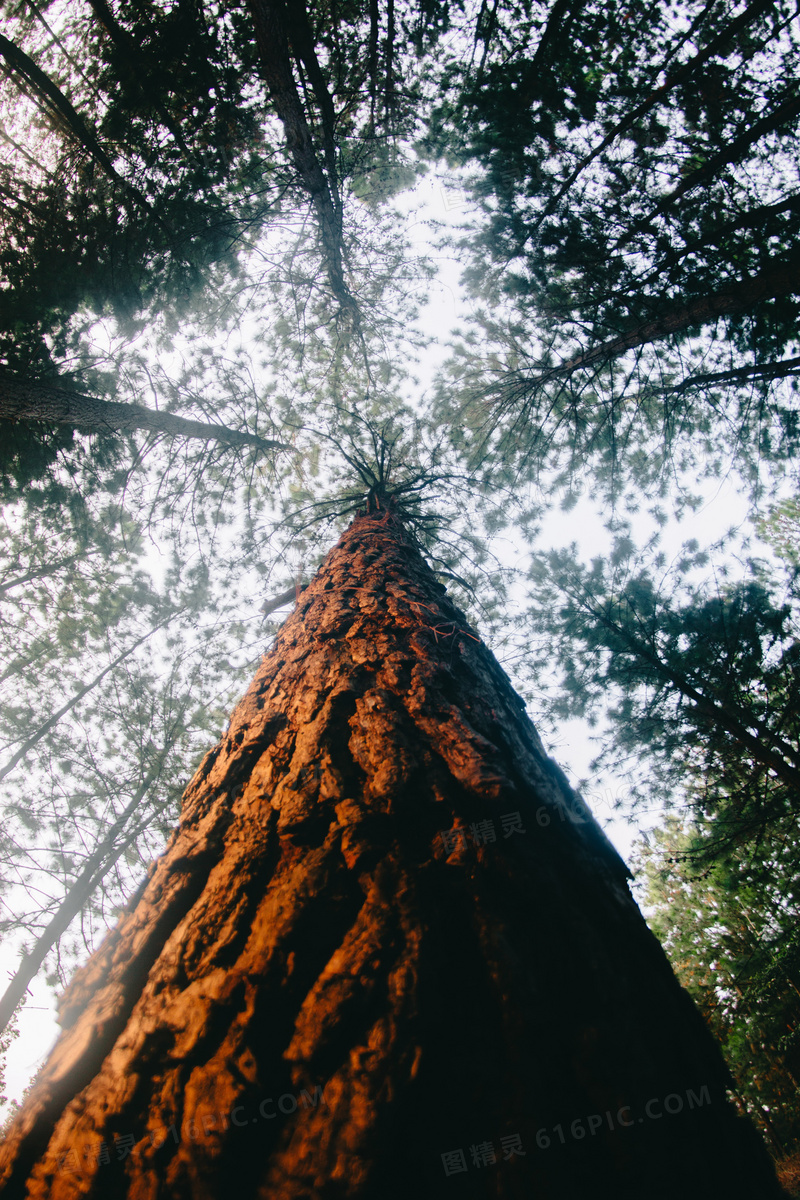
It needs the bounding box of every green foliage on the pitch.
[526,534,800,857]
[0,421,77,499]
[427,0,800,506]
[634,816,800,1155]
[530,522,800,1155]
[0,0,435,377]
[0,0,272,377]
[1,0,799,1144]
[758,497,800,568]
[434,0,800,331]
[0,477,260,994]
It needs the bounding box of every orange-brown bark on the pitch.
[0,509,785,1198]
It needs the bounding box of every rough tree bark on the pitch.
[0,508,786,1199]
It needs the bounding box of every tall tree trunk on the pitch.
[0,376,290,452]
[500,247,800,402]
[247,0,355,318]
[0,750,168,1041]
[0,509,785,1199]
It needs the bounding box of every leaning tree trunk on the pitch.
[0,509,785,1199]
[0,376,290,452]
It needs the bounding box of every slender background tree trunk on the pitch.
[0,377,290,451]
[0,751,168,1041]
[0,509,785,1198]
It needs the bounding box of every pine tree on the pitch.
[634,816,800,1159]
[523,535,800,859]
[0,375,291,453]
[428,0,800,503]
[0,504,784,1198]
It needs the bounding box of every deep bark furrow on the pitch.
[0,510,785,1198]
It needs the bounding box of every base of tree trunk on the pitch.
[0,510,786,1198]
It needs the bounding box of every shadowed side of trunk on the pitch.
[0,509,785,1199]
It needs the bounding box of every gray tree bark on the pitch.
[0,377,290,452]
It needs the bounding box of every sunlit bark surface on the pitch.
[0,509,785,1198]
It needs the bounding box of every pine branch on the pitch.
[0,751,168,1040]
[501,250,800,400]
[528,0,774,238]
[0,616,176,783]
[0,554,85,597]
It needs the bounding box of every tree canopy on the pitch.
[524,509,800,1157]
[428,0,800,504]
[635,813,800,1157]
